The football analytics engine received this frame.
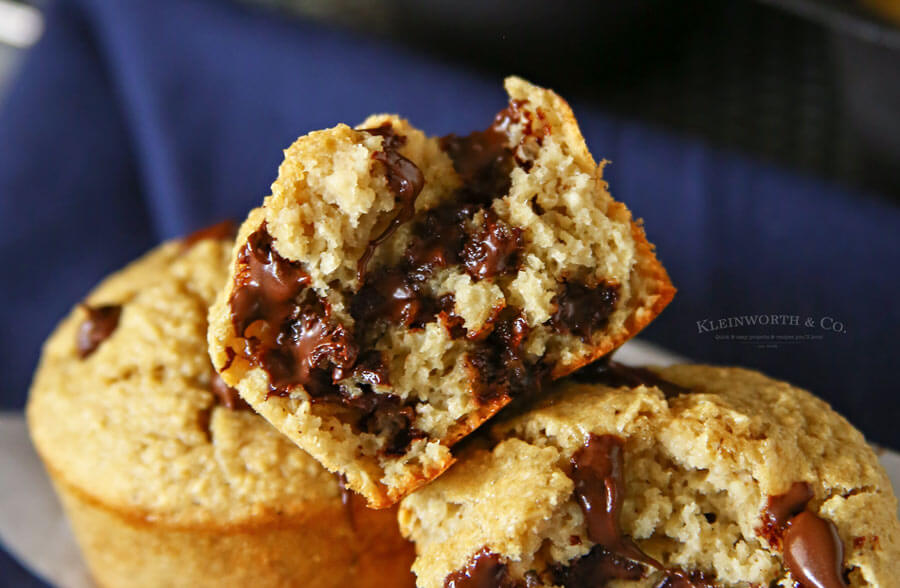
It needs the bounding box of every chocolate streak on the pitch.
[356,124,425,283]
[761,482,848,588]
[561,435,718,588]
[76,304,122,358]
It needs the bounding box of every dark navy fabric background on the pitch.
[0,0,898,583]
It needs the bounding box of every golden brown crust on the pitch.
[50,471,415,588]
[27,235,415,585]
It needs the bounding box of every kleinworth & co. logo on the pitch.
[695,314,846,349]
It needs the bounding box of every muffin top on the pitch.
[27,232,344,527]
[399,364,900,587]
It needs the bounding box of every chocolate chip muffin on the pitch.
[27,228,415,588]
[208,77,674,508]
[398,363,900,587]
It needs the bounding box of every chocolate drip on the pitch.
[210,372,249,410]
[181,219,237,249]
[356,124,425,283]
[461,210,523,281]
[550,281,620,342]
[571,358,691,399]
[444,549,520,588]
[783,512,847,588]
[76,304,122,358]
[760,482,848,588]
[570,434,659,567]
[567,435,721,587]
[760,482,815,546]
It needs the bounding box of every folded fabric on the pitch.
[1,0,897,445]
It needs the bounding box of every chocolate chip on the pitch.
[550,281,620,342]
[229,226,356,396]
[444,549,520,588]
[570,434,658,567]
[551,546,645,586]
[461,210,523,281]
[76,304,122,358]
[466,308,540,405]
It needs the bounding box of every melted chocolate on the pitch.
[571,358,691,399]
[760,482,815,546]
[567,435,721,587]
[653,570,718,588]
[76,304,122,358]
[466,308,539,404]
[229,226,356,396]
[570,434,658,567]
[351,349,390,387]
[210,372,249,410]
[181,219,238,249]
[783,512,847,588]
[351,267,434,329]
[440,106,515,201]
[228,225,421,455]
[356,124,425,283]
[443,549,520,588]
[461,210,523,281]
[349,104,526,338]
[552,546,645,586]
[760,483,848,587]
[550,281,620,342]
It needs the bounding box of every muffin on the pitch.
[208,77,674,508]
[27,228,415,588]
[398,363,900,587]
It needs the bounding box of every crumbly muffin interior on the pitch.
[398,365,900,587]
[209,77,673,506]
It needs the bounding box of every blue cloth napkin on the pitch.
[3,0,900,438]
[3,0,899,433]
[1,0,899,584]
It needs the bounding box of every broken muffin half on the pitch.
[208,77,674,507]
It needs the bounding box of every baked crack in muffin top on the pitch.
[208,77,675,507]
